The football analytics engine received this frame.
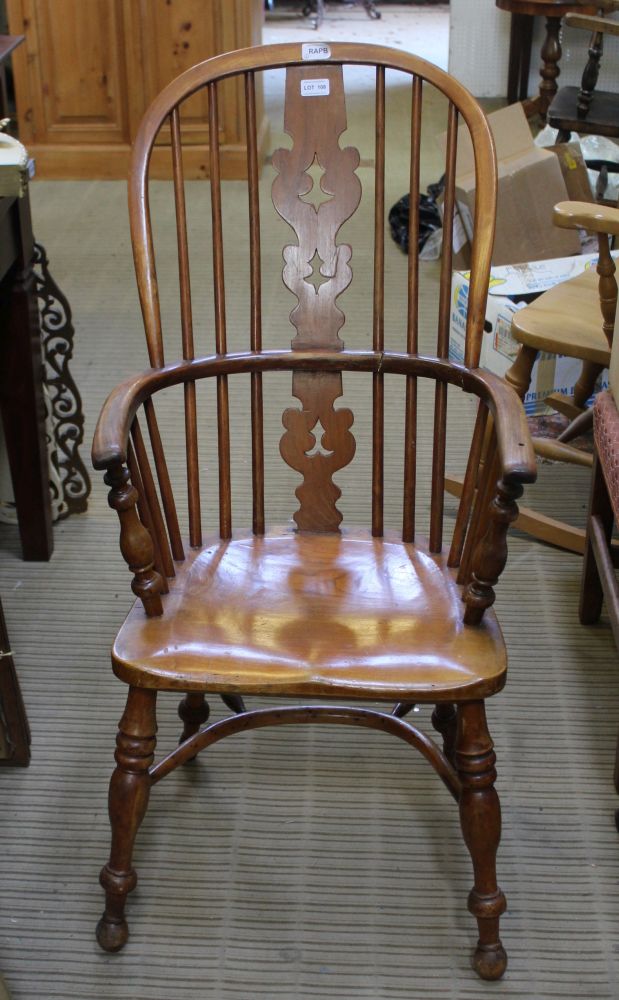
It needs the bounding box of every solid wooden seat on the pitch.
[112,529,506,699]
[91,42,537,981]
[549,84,619,140]
[511,267,611,366]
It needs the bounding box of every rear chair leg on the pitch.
[178,692,210,744]
[432,702,457,765]
[97,687,157,952]
[456,701,507,981]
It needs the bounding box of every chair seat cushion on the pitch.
[594,389,619,522]
[511,268,610,366]
[112,528,507,701]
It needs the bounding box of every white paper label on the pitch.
[302,43,331,61]
[300,78,330,98]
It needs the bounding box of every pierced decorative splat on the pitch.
[299,156,333,212]
[281,373,355,531]
[272,65,361,351]
[273,65,361,531]
[305,419,333,457]
[305,251,331,293]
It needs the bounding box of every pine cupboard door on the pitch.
[124,0,267,179]
[6,0,267,178]
[7,0,131,175]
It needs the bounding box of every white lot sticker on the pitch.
[302,43,331,60]
[301,78,330,97]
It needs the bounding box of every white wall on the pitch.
[449,0,619,100]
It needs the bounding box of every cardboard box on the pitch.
[549,141,593,204]
[449,252,612,415]
[442,103,581,267]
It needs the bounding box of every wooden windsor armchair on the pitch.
[92,42,536,980]
[504,200,617,553]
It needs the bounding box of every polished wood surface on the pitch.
[93,43,537,978]
[6,0,267,179]
[112,528,507,700]
[511,268,611,366]
[554,199,619,235]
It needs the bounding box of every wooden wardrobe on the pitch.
[6,0,268,178]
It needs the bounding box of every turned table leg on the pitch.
[538,15,562,118]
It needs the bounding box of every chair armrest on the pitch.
[553,200,619,236]
[473,369,537,486]
[565,12,619,37]
[92,371,154,469]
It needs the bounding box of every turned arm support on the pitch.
[459,378,536,627]
[553,201,617,347]
[462,477,523,626]
[104,461,164,617]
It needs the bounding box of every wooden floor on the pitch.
[1,12,619,998]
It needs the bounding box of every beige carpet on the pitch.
[0,56,619,1000]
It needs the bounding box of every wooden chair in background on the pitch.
[547,2,619,145]
[504,200,617,552]
[92,43,535,980]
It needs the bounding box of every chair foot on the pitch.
[472,941,508,981]
[96,687,157,952]
[96,909,129,953]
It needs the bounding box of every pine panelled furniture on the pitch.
[505,200,617,553]
[495,0,597,117]
[92,42,536,980]
[5,0,268,179]
[547,3,619,144]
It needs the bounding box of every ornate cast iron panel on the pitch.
[34,242,91,518]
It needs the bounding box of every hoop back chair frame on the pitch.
[92,42,536,981]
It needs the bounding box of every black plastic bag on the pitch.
[388,175,446,254]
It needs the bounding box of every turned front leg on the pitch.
[456,700,507,981]
[97,687,157,952]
